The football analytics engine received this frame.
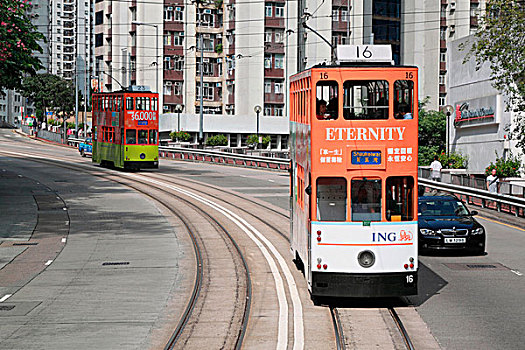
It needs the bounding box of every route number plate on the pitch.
[444,237,466,243]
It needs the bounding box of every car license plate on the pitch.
[444,237,466,243]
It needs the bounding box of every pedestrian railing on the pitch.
[158,146,290,171]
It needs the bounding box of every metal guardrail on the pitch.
[419,178,525,218]
[159,146,290,171]
[67,137,84,147]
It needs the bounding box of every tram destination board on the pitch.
[351,150,381,165]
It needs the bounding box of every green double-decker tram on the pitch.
[92,88,159,170]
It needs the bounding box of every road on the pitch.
[1,129,524,349]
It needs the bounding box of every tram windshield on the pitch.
[351,178,382,221]
[137,130,148,144]
[316,177,346,221]
[126,129,136,144]
[386,176,414,221]
[343,80,389,120]
[149,130,157,144]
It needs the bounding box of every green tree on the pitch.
[206,134,228,146]
[466,0,525,155]
[0,0,44,91]
[418,100,446,166]
[21,73,75,122]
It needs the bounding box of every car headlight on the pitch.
[471,227,484,235]
[420,228,436,235]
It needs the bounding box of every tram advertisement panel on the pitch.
[124,110,158,128]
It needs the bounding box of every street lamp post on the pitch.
[443,105,454,156]
[131,21,159,93]
[254,105,262,149]
[175,104,184,132]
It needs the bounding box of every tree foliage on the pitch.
[418,100,446,166]
[21,73,75,121]
[0,0,44,91]
[467,0,525,153]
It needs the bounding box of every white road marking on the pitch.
[62,208,67,211]
[128,174,304,350]
[511,270,523,276]
[0,294,12,302]
[61,238,67,243]
[268,179,275,182]
[45,260,53,266]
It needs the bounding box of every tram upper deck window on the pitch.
[316,81,339,120]
[394,80,414,119]
[126,129,136,144]
[386,176,414,221]
[316,177,346,221]
[126,97,133,110]
[343,80,389,120]
[351,179,382,221]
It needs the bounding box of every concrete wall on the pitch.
[447,36,518,173]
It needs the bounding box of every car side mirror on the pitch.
[305,185,312,196]
[470,210,478,216]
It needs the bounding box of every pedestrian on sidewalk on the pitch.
[486,168,499,193]
[430,155,443,182]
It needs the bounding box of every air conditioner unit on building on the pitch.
[217,34,222,38]
[166,81,172,86]
[450,1,456,10]
[204,9,211,14]
[203,58,210,62]
[176,7,181,11]
[167,6,173,11]
[216,82,222,87]
[163,105,169,110]
[450,25,455,33]
[203,34,210,39]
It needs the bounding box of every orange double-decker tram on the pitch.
[289,45,419,299]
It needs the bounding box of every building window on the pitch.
[275,55,284,69]
[275,6,284,17]
[332,9,339,21]
[173,32,184,46]
[265,32,272,43]
[440,28,446,40]
[174,57,184,71]
[264,106,271,116]
[175,7,183,21]
[439,74,446,85]
[164,7,174,21]
[265,5,272,17]
[174,82,182,95]
[95,33,103,47]
[275,82,283,94]
[164,33,172,46]
[164,83,172,95]
[264,56,271,68]
[164,57,171,70]
[275,31,283,43]
[275,106,283,116]
[341,10,348,22]
[264,82,271,93]
[439,96,446,106]
[95,11,103,25]
[440,52,446,62]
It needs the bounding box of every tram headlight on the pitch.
[357,250,375,268]
[419,228,436,236]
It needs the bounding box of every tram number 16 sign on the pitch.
[337,45,393,63]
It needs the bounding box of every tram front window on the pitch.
[351,179,382,221]
[126,129,136,144]
[137,130,148,144]
[343,80,389,120]
[386,176,414,221]
[149,129,157,144]
[316,177,346,221]
[394,80,414,119]
[316,81,339,120]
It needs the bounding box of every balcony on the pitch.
[264,68,284,78]
[439,84,446,94]
[265,42,284,54]
[163,70,183,80]
[332,0,349,7]
[265,17,285,28]
[440,40,446,49]
[440,18,447,27]
[164,95,183,104]
[228,93,234,104]
[440,61,446,72]
[332,20,350,32]
[470,16,478,27]
[264,93,284,103]
[164,47,184,56]
[164,22,184,32]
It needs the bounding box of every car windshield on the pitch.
[418,199,470,216]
